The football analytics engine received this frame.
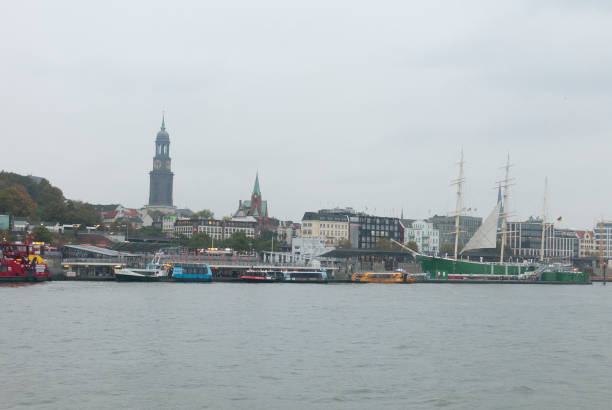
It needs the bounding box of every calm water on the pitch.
[1,282,611,410]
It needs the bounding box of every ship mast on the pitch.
[452,149,465,259]
[599,219,605,285]
[540,177,547,262]
[499,154,511,263]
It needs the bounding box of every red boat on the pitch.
[0,238,51,282]
[239,270,277,282]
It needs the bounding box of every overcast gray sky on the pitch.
[2,0,610,228]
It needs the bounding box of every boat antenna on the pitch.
[540,177,548,262]
[499,153,512,263]
[451,148,465,259]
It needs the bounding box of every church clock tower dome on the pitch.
[148,115,174,208]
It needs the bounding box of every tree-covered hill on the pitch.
[0,172,101,225]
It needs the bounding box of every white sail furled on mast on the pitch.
[461,202,501,253]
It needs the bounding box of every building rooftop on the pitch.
[302,212,349,222]
[63,244,135,257]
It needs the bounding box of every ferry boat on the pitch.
[115,253,171,282]
[171,265,212,282]
[0,240,51,282]
[351,272,417,283]
[282,271,328,283]
[239,270,277,282]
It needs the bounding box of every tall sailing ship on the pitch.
[417,152,589,283]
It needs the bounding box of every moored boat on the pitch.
[351,272,417,283]
[282,271,328,283]
[416,152,589,284]
[171,265,212,282]
[114,266,172,282]
[0,240,51,282]
[115,253,171,282]
[239,270,277,282]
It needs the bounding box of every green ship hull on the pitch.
[418,256,590,283]
[419,255,529,277]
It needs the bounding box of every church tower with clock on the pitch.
[148,116,174,208]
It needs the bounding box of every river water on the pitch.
[1,282,611,409]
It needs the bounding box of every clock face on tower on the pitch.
[165,160,171,170]
[154,160,161,169]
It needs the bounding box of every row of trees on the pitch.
[173,230,278,253]
[0,172,101,226]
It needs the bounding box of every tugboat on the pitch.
[0,237,51,282]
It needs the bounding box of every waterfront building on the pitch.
[594,221,612,259]
[174,218,256,241]
[277,220,300,246]
[147,117,175,210]
[291,237,330,259]
[0,214,11,231]
[506,217,576,261]
[12,217,29,232]
[576,230,596,258]
[348,215,403,249]
[403,220,440,255]
[427,215,482,250]
[301,211,350,246]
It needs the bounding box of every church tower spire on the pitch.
[253,172,261,196]
[148,115,174,208]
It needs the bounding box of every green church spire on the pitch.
[252,172,261,196]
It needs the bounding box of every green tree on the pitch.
[1,230,17,242]
[0,185,37,216]
[225,231,251,253]
[372,238,405,251]
[109,219,129,233]
[193,209,214,219]
[337,239,352,248]
[187,232,213,249]
[37,183,66,222]
[373,238,393,250]
[252,230,277,253]
[172,234,190,247]
[32,225,53,243]
[406,241,419,252]
[131,226,164,237]
[64,200,101,226]
[440,243,462,255]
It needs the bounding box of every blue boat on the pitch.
[171,265,213,282]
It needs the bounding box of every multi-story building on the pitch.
[348,215,403,249]
[506,217,576,261]
[276,221,300,247]
[174,219,256,241]
[594,221,612,259]
[291,237,329,258]
[301,211,350,246]
[428,215,482,250]
[576,230,596,258]
[403,220,439,255]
